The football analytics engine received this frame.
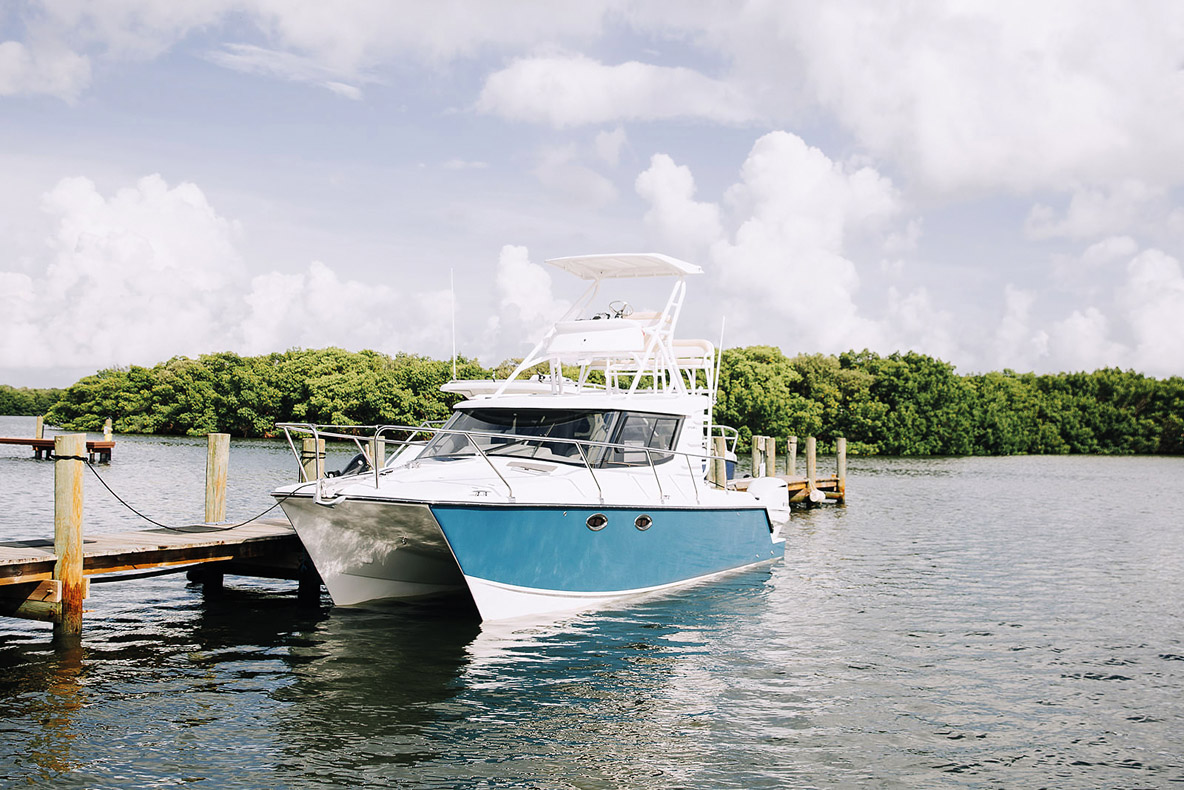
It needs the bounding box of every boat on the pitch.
[271,253,788,621]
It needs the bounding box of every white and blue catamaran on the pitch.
[273,253,789,621]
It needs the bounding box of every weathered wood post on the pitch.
[369,436,385,469]
[205,433,230,523]
[766,437,776,477]
[53,434,87,641]
[35,415,44,439]
[709,436,728,489]
[787,436,798,478]
[301,437,326,482]
[806,436,817,490]
[750,435,766,477]
[836,436,847,503]
[103,418,113,441]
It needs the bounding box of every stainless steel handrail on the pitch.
[276,422,731,505]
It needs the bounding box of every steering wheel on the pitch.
[609,300,634,318]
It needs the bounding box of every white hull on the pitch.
[278,495,465,606]
[462,555,782,621]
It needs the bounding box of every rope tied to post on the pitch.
[54,452,287,533]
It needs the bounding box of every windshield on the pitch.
[419,407,682,466]
[421,409,619,464]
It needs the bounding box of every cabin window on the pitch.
[420,408,682,467]
[602,413,682,466]
[421,408,618,464]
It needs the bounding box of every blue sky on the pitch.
[3,1,1183,386]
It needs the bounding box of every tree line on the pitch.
[19,346,1184,455]
[0,385,63,417]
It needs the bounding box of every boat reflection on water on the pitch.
[268,563,778,787]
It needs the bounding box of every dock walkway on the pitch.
[0,436,115,462]
[0,516,311,624]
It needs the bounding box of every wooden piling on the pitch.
[204,433,230,523]
[750,435,768,477]
[806,436,817,489]
[766,437,776,477]
[709,436,728,489]
[301,437,326,482]
[53,434,87,639]
[35,416,44,440]
[836,437,847,502]
[370,437,385,469]
[103,418,113,442]
[787,436,798,478]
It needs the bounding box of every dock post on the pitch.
[35,415,44,439]
[766,437,777,477]
[836,437,847,503]
[370,436,385,469]
[709,436,727,489]
[301,438,326,481]
[103,418,113,442]
[788,436,798,478]
[750,435,767,477]
[806,436,817,490]
[205,433,230,523]
[53,434,87,642]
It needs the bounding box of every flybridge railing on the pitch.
[276,422,736,508]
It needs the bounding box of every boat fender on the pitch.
[747,477,789,506]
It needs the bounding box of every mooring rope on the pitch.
[52,454,289,533]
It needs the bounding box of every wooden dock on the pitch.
[0,436,115,462]
[0,517,311,622]
[718,434,847,505]
[1,416,116,461]
[0,433,318,642]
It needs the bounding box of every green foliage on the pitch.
[32,344,1184,455]
[45,348,492,437]
[0,385,64,416]
[717,346,1184,457]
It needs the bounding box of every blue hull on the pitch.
[430,504,782,597]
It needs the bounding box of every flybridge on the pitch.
[488,253,718,399]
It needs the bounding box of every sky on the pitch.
[2,0,1184,387]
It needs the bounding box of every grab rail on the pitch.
[275,422,731,507]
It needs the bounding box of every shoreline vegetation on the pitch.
[3,346,1181,455]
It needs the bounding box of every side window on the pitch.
[604,413,681,466]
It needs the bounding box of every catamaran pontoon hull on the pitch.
[279,492,784,620]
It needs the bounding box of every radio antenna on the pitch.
[450,268,458,381]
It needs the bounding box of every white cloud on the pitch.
[1046,307,1128,372]
[637,131,904,353]
[699,2,1184,194]
[991,285,1048,371]
[0,174,462,371]
[883,287,958,361]
[0,40,91,100]
[0,174,242,368]
[533,145,617,208]
[594,126,627,167]
[480,245,571,359]
[442,159,488,170]
[477,52,754,127]
[241,262,452,356]
[1119,249,1184,375]
[635,154,721,261]
[205,43,369,98]
[1026,181,1167,240]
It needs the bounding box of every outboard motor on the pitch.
[326,452,371,478]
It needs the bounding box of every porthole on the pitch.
[634,514,653,531]
[586,513,608,531]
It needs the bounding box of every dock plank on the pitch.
[0,517,299,586]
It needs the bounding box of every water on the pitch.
[1,415,1182,788]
